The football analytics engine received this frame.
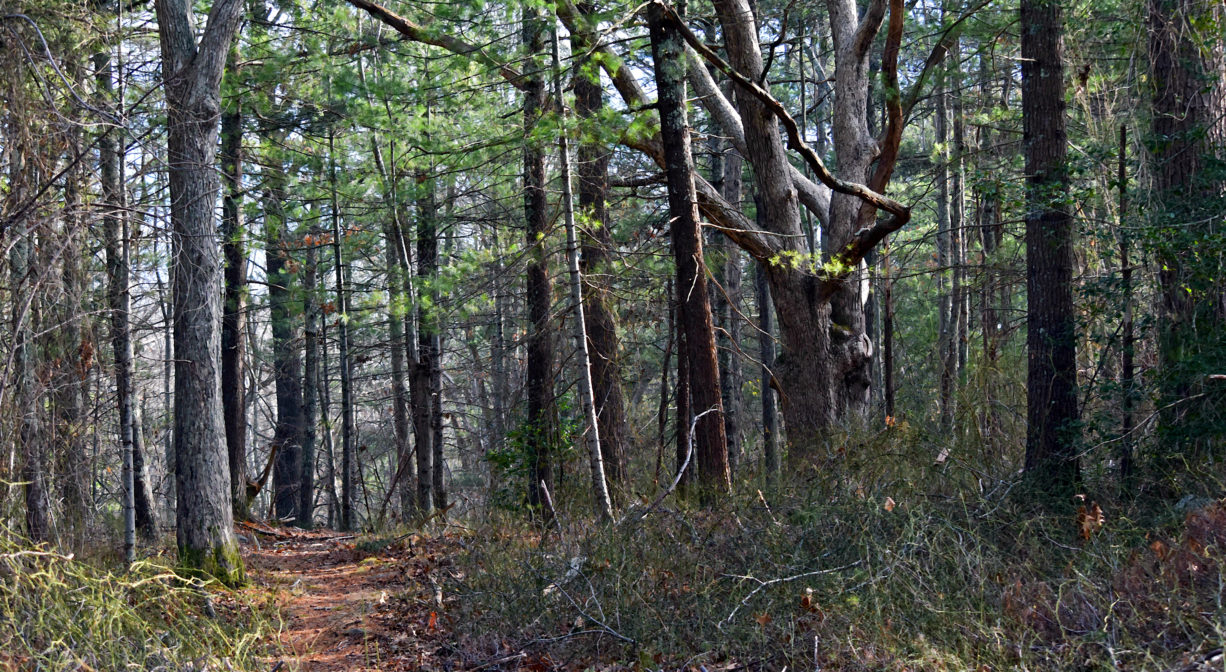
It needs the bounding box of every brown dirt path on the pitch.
[240,523,461,671]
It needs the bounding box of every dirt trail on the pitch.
[240,523,461,671]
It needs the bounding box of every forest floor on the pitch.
[240,522,465,671]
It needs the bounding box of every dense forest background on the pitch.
[0,0,1224,668]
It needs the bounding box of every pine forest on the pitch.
[0,0,1224,669]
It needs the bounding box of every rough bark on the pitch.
[649,1,730,496]
[154,0,246,584]
[1021,0,1080,493]
[1148,0,1226,445]
[267,177,304,521]
[220,69,248,521]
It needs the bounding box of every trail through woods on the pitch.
[241,523,462,671]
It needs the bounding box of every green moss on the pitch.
[178,540,247,588]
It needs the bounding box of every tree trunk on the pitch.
[1148,0,1226,450]
[326,125,357,531]
[553,22,614,520]
[96,49,136,558]
[413,173,439,515]
[55,119,89,543]
[265,170,305,521]
[8,155,48,543]
[709,0,840,452]
[133,396,159,541]
[572,3,629,493]
[756,256,780,487]
[936,69,955,433]
[523,3,556,515]
[1020,0,1080,494]
[155,0,246,584]
[220,68,249,521]
[298,227,321,528]
[649,1,729,496]
[373,139,412,522]
[717,112,745,476]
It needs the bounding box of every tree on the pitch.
[154,0,246,584]
[523,2,556,515]
[1020,0,1080,493]
[1148,0,1226,457]
[648,0,730,494]
[220,48,248,521]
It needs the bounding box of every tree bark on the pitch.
[413,173,439,515]
[155,0,246,584]
[649,1,730,496]
[523,3,556,515]
[1148,0,1226,448]
[553,22,614,521]
[1020,0,1080,494]
[298,227,321,528]
[220,63,248,521]
[326,125,357,531]
[267,175,305,521]
[571,2,629,493]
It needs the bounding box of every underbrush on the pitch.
[453,471,1226,671]
[0,525,274,671]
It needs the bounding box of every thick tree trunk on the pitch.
[220,77,248,521]
[155,0,246,584]
[708,0,845,453]
[1148,0,1226,449]
[823,0,884,419]
[649,1,729,495]
[1021,0,1080,493]
[523,4,556,514]
[267,179,305,521]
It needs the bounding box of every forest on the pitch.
[0,0,1223,669]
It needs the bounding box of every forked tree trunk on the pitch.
[154,0,246,584]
